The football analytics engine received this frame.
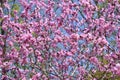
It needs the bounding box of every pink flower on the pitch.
[78,66,86,75]
[70,33,79,41]
[66,51,73,56]
[116,63,120,69]
[90,57,99,64]
[4,3,10,10]
[55,29,61,35]
[97,36,108,45]
[2,25,7,31]
[20,33,32,43]
[22,77,26,80]
[80,33,87,38]
[104,54,111,61]
[113,63,120,75]
[111,53,118,59]
[8,41,13,46]
[0,0,119,79]
[54,36,62,42]
[71,49,77,54]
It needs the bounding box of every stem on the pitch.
[70,65,78,76]
[50,63,63,79]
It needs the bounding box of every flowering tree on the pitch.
[0,0,120,80]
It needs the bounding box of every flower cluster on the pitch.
[0,0,120,80]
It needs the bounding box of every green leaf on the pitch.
[110,40,116,47]
[15,46,20,51]
[97,1,108,11]
[105,72,112,79]
[32,32,37,37]
[11,11,14,17]
[97,4,103,10]
[115,75,120,80]
[84,75,92,80]
[8,0,14,2]
[99,56,109,65]
[12,4,20,11]
[18,18,23,24]
[0,18,3,22]
[102,58,109,65]
[29,72,34,78]
[14,43,20,51]
[119,0,120,3]
[11,4,20,17]
[94,71,105,79]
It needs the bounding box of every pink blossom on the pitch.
[0,0,120,79]
[113,63,120,75]
[54,36,63,42]
[80,33,87,38]
[66,51,73,56]
[90,57,99,64]
[78,66,86,75]
[70,33,79,41]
